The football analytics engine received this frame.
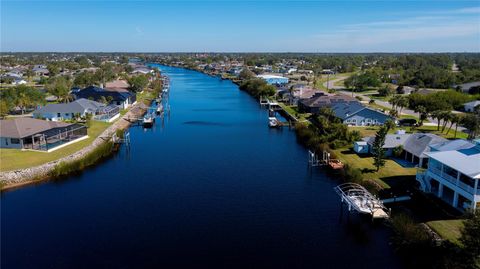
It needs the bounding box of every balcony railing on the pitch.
[428,167,480,196]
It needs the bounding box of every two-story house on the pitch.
[416,139,480,211]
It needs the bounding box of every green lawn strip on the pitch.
[426,219,464,245]
[278,103,310,122]
[405,125,468,139]
[0,121,111,172]
[333,148,417,189]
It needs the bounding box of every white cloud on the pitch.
[305,9,480,51]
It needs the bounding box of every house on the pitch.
[332,103,392,126]
[430,139,477,152]
[416,140,480,211]
[33,98,120,122]
[455,81,480,93]
[298,93,357,113]
[12,78,27,85]
[402,133,447,168]
[74,86,136,109]
[256,74,289,85]
[32,65,49,76]
[131,66,152,75]
[0,118,87,152]
[362,133,411,156]
[105,80,130,91]
[464,100,480,112]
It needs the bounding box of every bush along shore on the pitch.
[0,99,151,191]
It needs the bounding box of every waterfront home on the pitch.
[33,98,120,122]
[74,86,136,109]
[289,85,320,105]
[464,100,480,112]
[331,102,392,126]
[416,139,480,211]
[359,132,411,156]
[257,74,289,85]
[297,93,357,113]
[0,118,87,151]
[402,133,447,168]
[131,66,153,75]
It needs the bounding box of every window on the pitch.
[11,138,20,144]
[57,113,61,117]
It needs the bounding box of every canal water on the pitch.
[1,65,402,268]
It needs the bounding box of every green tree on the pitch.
[0,100,10,118]
[460,214,480,266]
[372,125,389,171]
[462,112,480,139]
[238,68,255,80]
[127,75,149,92]
[47,76,72,103]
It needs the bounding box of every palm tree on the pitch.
[446,114,459,137]
[414,105,427,126]
[430,110,443,131]
[462,113,480,140]
[440,111,452,133]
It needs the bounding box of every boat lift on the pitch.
[334,183,390,219]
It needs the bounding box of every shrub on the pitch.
[49,141,114,178]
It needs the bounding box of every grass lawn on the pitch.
[405,125,468,139]
[0,121,111,172]
[278,103,311,122]
[333,148,417,189]
[426,219,464,245]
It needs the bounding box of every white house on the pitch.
[416,139,480,211]
[464,100,480,112]
[33,98,120,122]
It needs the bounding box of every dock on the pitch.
[334,183,390,219]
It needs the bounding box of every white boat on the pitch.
[334,183,389,219]
[142,114,154,127]
[156,104,163,114]
[268,117,279,127]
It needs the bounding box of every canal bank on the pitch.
[0,100,150,191]
[1,65,402,269]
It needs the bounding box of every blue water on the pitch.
[1,65,402,269]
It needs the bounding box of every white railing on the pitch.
[429,168,480,196]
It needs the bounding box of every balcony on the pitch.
[427,167,480,196]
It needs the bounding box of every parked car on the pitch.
[398,118,417,126]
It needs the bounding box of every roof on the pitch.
[105,80,130,89]
[464,100,480,107]
[257,74,288,79]
[299,94,358,108]
[365,134,411,149]
[331,102,365,120]
[430,139,476,152]
[403,133,447,158]
[33,98,105,114]
[75,86,134,102]
[0,118,73,139]
[457,81,480,91]
[427,147,480,179]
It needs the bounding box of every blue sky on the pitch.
[1,1,479,52]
